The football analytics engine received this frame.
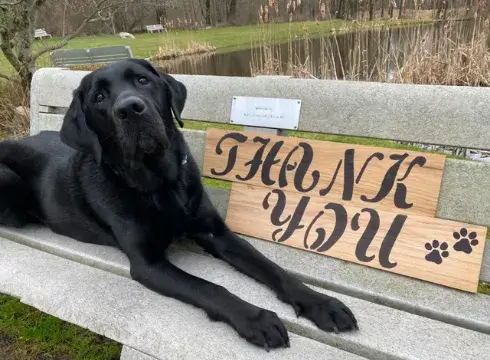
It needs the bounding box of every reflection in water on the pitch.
[155,20,482,82]
[154,51,251,77]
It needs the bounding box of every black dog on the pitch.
[0,59,357,349]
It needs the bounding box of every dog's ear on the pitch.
[161,73,187,128]
[60,86,102,165]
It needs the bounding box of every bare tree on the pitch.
[0,0,125,91]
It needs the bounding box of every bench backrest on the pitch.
[50,49,92,67]
[29,67,490,283]
[34,29,48,36]
[50,46,133,67]
[88,46,133,64]
[147,24,164,30]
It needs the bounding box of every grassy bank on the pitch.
[0,18,431,74]
[0,295,121,360]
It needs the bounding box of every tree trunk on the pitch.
[337,0,346,19]
[13,3,38,94]
[443,0,448,19]
[369,0,374,20]
[398,0,403,18]
[215,0,222,24]
[62,1,67,37]
[466,0,472,17]
[205,0,211,25]
[155,6,167,24]
[19,62,35,94]
[436,0,443,19]
[381,0,385,18]
[228,0,237,25]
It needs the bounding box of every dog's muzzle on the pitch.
[114,96,147,121]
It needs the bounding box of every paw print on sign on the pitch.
[453,228,479,254]
[424,240,449,265]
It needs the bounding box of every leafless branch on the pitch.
[0,22,22,72]
[29,0,47,13]
[31,0,116,61]
[0,72,17,81]
[0,0,26,7]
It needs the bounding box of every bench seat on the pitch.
[1,220,489,360]
[1,217,490,337]
[3,67,487,360]
[0,238,367,360]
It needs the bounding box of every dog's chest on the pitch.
[135,186,192,234]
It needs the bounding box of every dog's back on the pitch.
[0,131,75,227]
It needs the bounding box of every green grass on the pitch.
[0,18,431,75]
[478,282,490,295]
[0,294,121,360]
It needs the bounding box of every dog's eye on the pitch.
[138,76,149,85]
[95,93,105,103]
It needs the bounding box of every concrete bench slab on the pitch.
[121,347,158,360]
[0,238,367,360]
[0,233,488,360]
[8,66,489,360]
[0,222,489,337]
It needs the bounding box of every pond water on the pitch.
[153,19,488,159]
[154,20,482,81]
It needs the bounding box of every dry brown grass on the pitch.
[392,20,490,86]
[67,64,103,71]
[0,80,29,139]
[250,18,490,86]
[149,40,216,61]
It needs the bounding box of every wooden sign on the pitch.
[203,128,487,292]
[226,183,487,292]
[204,129,446,217]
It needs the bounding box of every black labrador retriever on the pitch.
[0,59,357,349]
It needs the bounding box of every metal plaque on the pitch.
[230,96,301,130]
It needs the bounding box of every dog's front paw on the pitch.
[232,309,289,350]
[293,290,358,333]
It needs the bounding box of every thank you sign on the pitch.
[204,129,487,292]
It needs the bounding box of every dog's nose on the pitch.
[115,96,146,120]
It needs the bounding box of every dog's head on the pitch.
[60,59,187,169]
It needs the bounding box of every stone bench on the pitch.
[146,24,165,33]
[34,28,52,39]
[50,46,133,67]
[0,67,489,360]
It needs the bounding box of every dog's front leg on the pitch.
[192,218,358,334]
[116,225,290,350]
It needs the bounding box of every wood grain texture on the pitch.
[204,129,446,217]
[226,183,487,293]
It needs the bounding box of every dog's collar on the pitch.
[106,154,187,179]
